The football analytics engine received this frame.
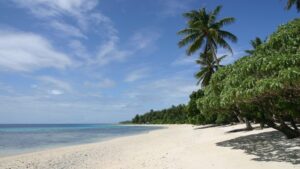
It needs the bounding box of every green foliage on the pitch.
[198,19,300,138]
[215,113,235,125]
[245,37,264,55]
[131,105,189,124]
[178,5,237,83]
[178,5,237,56]
[195,52,227,87]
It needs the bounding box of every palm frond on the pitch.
[177,28,197,35]
[186,36,205,55]
[286,0,300,11]
[182,10,199,19]
[217,55,227,62]
[209,5,222,23]
[217,38,233,54]
[178,33,200,48]
[216,17,235,28]
[218,30,238,43]
[245,50,254,55]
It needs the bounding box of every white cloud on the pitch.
[68,40,88,59]
[11,0,98,29]
[126,71,198,107]
[0,30,72,72]
[94,38,132,66]
[50,20,87,38]
[93,29,160,66]
[49,89,64,95]
[12,0,97,14]
[38,76,72,92]
[11,0,161,68]
[160,0,196,17]
[84,78,116,88]
[218,48,245,65]
[0,83,15,95]
[125,68,149,82]
[129,30,161,50]
[171,55,197,66]
[146,77,197,98]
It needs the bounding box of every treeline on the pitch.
[131,90,238,125]
[132,105,189,124]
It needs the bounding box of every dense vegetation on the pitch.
[198,19,300,138]
[131,105,188,124]
[130,89,238,125]
[128,3,300,139]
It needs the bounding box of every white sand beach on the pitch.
[0,124,299,169]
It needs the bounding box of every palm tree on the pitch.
[245,37,263,55]
[178,5,237,68]
[286,0,300,11]
[195,52,226,87]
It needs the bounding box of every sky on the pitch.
[0,0,298,124]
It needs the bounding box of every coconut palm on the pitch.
[195,52,226,87]
[178,5,237,68]
[245,37,263,55]
[286,0,300,11]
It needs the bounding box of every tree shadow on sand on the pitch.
[216,131,300,164]
[194,124,220,130]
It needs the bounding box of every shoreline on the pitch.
[0,124,165,158]
[0,124,299,169]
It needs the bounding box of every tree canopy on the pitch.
[198,19,300,138]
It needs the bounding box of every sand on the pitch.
[0,124,299,169]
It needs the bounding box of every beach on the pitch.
[0,124,299,169]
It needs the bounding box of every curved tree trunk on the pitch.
[260,122,265,129]
[233,110,244,123]
[265,117,300,139]
[243,117,253,130]
[259,112,265,129]
[289,116,299,131]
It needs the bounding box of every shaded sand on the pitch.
[0,124,299,169]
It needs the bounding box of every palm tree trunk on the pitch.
[205,41,220,70]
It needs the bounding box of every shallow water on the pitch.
[0,124,162,156]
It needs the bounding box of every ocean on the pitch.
[0,124,162,157]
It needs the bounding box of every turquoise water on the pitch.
[0,124,162,156]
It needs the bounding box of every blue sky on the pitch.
[0,0,298,123]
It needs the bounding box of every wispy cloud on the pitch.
[129,30,161,50]
[68,40,89,59]
[93,38,132,66]
[160,0,196,17]
[50,20,87,38]
[11,0,161,68]
[0,29,72,72]
[171,54,197,66]
[218,48,245,65]
[92,29,160,66]
[48,89,64,95]
[84,78,116,88]
[125,68,149,82]
[11,0,99,30]
[38,76,72,92]
[126,70,198,107]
